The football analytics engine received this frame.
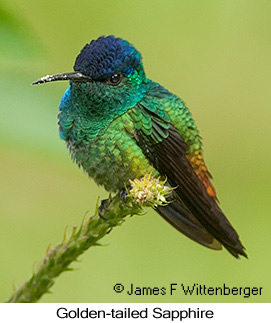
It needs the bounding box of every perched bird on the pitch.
[33,35,246,258]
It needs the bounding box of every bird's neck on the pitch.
[58,80,148,142]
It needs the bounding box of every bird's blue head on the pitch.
[74,35,143,80]
[33,35,145,89]
[33,35,148,140]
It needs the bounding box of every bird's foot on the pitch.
[98,188,131,220]
[119,188,131,207]
[98,198,110,220]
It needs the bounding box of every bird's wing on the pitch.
[156,196,223,251]
[129,83,246,257]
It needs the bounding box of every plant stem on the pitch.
[7,175,171,303]
[7,193,142,303]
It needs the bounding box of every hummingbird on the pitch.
[33,35,246,258]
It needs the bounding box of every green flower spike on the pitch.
[7,175,174,303]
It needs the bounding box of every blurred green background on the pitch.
[0,0,270,303]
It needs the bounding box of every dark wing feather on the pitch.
[156,198,222,250]
[134,109,246,258]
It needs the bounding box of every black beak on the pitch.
[32,71,92,85]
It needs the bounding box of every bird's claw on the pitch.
[98,198,109,220]
[98,188,131,220]
[119,188,132,208]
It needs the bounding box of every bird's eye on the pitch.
[107,73,122,86]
